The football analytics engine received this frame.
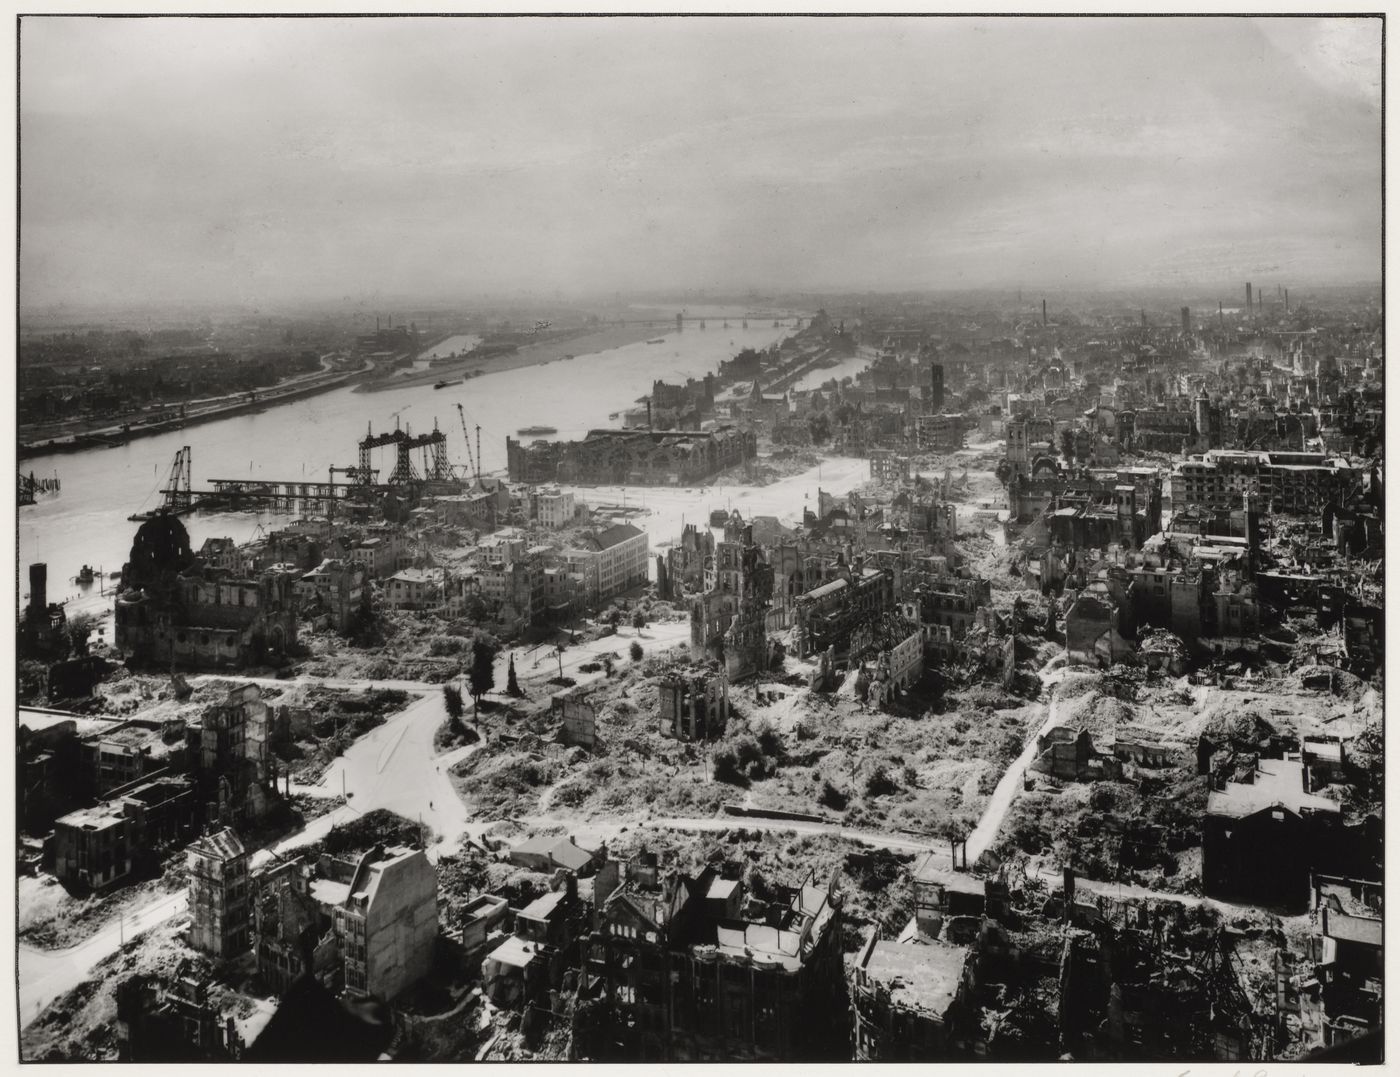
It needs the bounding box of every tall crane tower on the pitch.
[456,403,480,481]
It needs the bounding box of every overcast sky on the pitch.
[19,16,1382,309]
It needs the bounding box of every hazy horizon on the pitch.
[20,16,1382,310]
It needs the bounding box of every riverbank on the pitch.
[355,323,670,394]
[18,368,363,462]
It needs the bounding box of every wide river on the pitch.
[19,320,796,612]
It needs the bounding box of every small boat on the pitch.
[517,425,558,436]
[434,379,463,389]
[73,565,96,585]
[647,337,665,345]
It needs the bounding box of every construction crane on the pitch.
[456,403,480,481]
[329,465,377,486]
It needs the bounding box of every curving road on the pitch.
[19,889,189,1028]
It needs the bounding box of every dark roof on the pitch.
[596,523,645,549]
[189,827,245,861]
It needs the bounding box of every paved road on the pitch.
[963,661,1078,865]
[514,812,947,859]
[275,688,487,858]
[18,890,189,1029]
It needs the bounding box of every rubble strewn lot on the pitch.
[449,649,1041,842]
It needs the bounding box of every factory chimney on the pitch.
[1285,288,1290,313]
[28,562,46,615]
[1246,282,1253,317]
[1181,307,1191,335]
[1042,299,1047,326]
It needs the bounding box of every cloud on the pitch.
[18,16,1382,307]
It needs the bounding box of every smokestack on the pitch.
[1140,309,1146,328]
[1246,282,1252,317]
[646,400,653,430]
[1285,288,1289,313]
[1042,299,1047,326]
[28,562,46,614]
[1181,306,1191,334]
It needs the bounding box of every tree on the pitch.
[712,746,743,784]
[631,609,647,632]
[469,639,497,716]
[67,613,95,657]
[443,683,465,721]
[506,654,522,697]
[1059,428,1076,467]
[819,779,849,811]
[629,641,644,662]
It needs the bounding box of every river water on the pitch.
[18,320,795,612]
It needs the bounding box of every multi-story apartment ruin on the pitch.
[187,827,251,961]
[333,844,438,1002]
[577,860,846,1061]
[1173,450,1360,515]
[199,682,278,828]
[689,517,774,681]
[792,566,894,659]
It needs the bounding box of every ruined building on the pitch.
[333,844,438,1001]
[188,827,251,961]
[199,682,279,827]
[507,426,756,486]
[852,929,973,1060]
[116,961,244,1061]
[18,562,67,660]
[792,566,894,659]
[1059,921,1273,1060]
[1064,577,1136,669]
[863,618,924,707]
[115,512,299,670]
[661,523,715,601]
[577,861,846,1061]
[689,516,774,681]
[1202,759,1342,910]
[52,775,197,891]
[658,665,730,741]
[251,855,341,994]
